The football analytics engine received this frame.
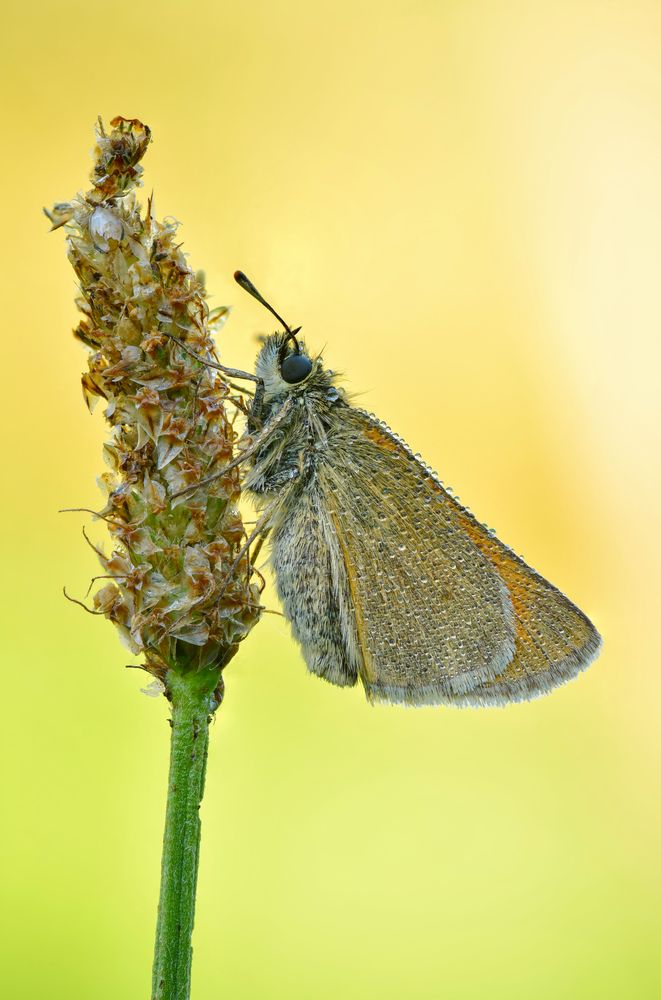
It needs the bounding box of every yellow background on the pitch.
[2,2,660,997]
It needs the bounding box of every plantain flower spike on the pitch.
[48,116,262,701]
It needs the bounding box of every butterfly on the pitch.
[177,271,602,706]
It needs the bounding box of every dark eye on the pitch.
[281,353,312,384]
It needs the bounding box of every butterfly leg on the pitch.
[247,378,266,433]
[163,331,262,385]
[216,503,278,601]
[171,395,295,500]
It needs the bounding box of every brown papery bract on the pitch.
[49,117,261,694]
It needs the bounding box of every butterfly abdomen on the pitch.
[269,487,361,688]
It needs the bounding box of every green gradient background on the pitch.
[3,2,660,998]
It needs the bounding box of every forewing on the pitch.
[319,409,516,703]
[448,503,602,705]
[322,408,600,706]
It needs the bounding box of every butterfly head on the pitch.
[234,270,334,400]
[255,332,329,400]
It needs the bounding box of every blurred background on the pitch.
[2,2,660,998]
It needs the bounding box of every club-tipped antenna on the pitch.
[234,270,301,354]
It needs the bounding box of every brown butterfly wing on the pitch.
[449,505,602,705]
[319,408,516,703]
[321,408,600,706]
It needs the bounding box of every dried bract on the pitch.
[50,117,261,690]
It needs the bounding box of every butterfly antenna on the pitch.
[233,270,301,354]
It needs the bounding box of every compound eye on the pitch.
[281,353,312,384]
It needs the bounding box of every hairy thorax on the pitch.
[244,334,346,498]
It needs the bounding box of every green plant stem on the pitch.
[152,667,221,1000]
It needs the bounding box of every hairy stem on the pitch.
[152,668,221,1000]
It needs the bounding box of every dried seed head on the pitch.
[50,117,261,688]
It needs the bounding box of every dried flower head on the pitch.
[48,117,261,695]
